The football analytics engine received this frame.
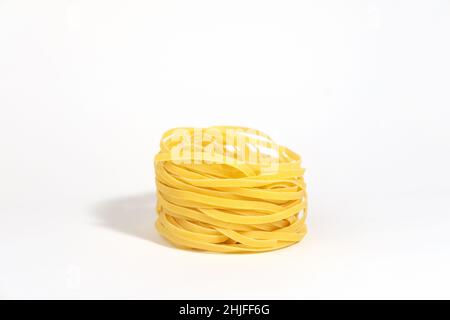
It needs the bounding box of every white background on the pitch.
[1,0,449,299]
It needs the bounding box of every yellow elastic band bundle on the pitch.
[154,126,308,253]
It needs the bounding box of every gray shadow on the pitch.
[92,192,172,248]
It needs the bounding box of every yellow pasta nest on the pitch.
[154,126,307,253]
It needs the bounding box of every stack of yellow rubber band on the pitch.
[154,126,307,253]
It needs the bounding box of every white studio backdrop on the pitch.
[0,0,449,299]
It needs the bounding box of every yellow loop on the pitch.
[154,126,308,253]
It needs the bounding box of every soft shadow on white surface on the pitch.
[92,193,172,248]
